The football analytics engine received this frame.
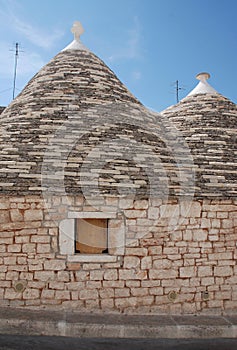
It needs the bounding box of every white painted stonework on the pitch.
[187,72,217,96]
[59,219,74,255]
[62,21,90,52]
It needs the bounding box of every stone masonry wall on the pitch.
[0,195,236,314]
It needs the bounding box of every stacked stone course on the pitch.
[0,195,236,314]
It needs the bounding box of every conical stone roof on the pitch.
[0,22,194,200]
[161,73,237,198]
[0,107,5,114]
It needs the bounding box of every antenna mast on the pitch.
[176,80,181,103]
[12,42,19,100]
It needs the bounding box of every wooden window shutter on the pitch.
[75,218,108,254]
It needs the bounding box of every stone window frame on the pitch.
[59,212,125,263]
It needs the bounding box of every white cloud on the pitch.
[108,16,143,62]
[0,0,64,50]
[12,16,64,49]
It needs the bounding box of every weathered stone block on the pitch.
[55,290,71,300]
[31,236,50,243]
[148,207,159,219]
[209,252,233,260]
[34,271,55,281]
[5,271,18,280]
[192,229,208,242]
[103,280,125,288]
[0,199,10,210]
[183,230,193,241]
[217,212,228,219]
[119,198,134,209]
[214,266,233,277]
[41,289,55,299]
[153,259,172,269]
[149,287,164,295]
[222,219,233,229]
[10,209,24,222]
[200,218,211,228]
[198,266,212,277]
[211,219,221,228]
[7,244,21,253]
[134,200,148,209]
[4,257,17,265]
[136,295,154,306]
[44,260,66,271]
[4,288,21,299]
[100,298,114,309]
[79,289,98,300]
[15,236,30,244]
[57,271,70,282]
[160,204,179,218]
[149,269,177,279]
[180,266,196,278]
[89,270,104,280]
[125,247,148,256]
[141,256,152,270]
[124,209,147,219]
[148,246,162,255]
[123,256,140,269]
[22,243,36,254]
[75,271,89,281]
[104,269,118,280]
[36,244,51,253]
[115,297,137,309]
[23,289,40,300]
[0,210,10,223]
[201,277,215,286]
[119,269,147,280]
[115,288,130,297]
[131,287,149,296]
[24,209,43,221]
[163,247,179,255]
[180,201,201,218]
[99,288,114,298]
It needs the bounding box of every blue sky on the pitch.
[0,0,236,111]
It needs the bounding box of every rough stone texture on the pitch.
[0,195,236,314]
[0,49,190,199]
[0,35,236,316]
[161,93,237,198]
[1,49,235,199]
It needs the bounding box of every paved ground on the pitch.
[1,307,237,339]
[1,306,237,350]
[0,335,237,350]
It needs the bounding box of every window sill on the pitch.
[67,254,119,263]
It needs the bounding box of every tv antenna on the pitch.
[10,42,23,100]
[171,80,186,103]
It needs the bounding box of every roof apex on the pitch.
[62,21,90,52]
[186,72,218,97]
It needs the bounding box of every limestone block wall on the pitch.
[0,195,236,314]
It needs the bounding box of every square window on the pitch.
[75,218,108,254]
[59,212,125,263]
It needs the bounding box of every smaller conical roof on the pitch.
[161,73,237,198]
